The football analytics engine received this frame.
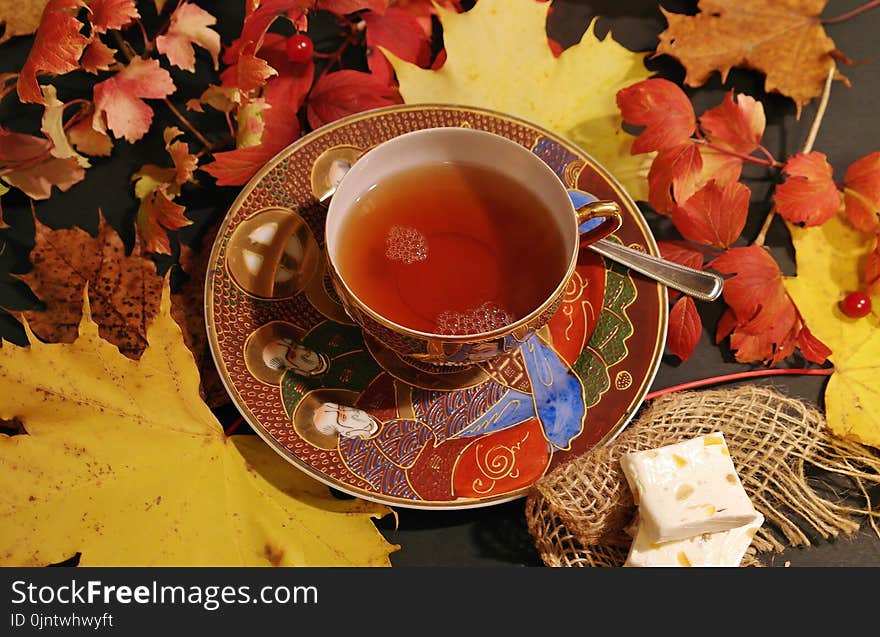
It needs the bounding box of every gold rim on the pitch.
[204,103,668,510]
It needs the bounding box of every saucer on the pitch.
[205,104,667,509]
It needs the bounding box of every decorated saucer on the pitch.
[205,104,667,509]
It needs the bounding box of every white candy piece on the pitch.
[620,432,760,543]
[624,513,764,567]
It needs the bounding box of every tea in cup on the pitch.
[324,127,622,365]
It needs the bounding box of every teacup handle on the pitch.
[568,189,623,245]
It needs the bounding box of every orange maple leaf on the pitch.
[774,152,841,227]
[92,57,175,142]
[88,0,140,33]
[843,151,880,233]
[657,0,847,112]
[17,0,88,103]
[156,2,221,72]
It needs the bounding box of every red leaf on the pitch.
[17,0,89,104]
[156,2,221,72]
[68,112,113,156]
[710,245,801,364]
[774,151,841,226]
[363,7,431,87]
[0,129,85,199]
[93,57,175,143]
[306,70,401,130]
[80,39,117,74]
[203,35,307,187]
[220,46,278,92]
[698,91,766,155]
[711,246,783,322]
[391,0,462,37]
[797,325,831,364]
[672,179,750,248]
[616,78,696,154]
[715,308,737,343]
[88,0,140,33]
[658,240,705,271]
[843,151,880,233]
[136,188,190,255]
[647,142,702,215]
[317,0,388,14]
[667,296,702,361]
[865,243,880,297]
[227,0,308,65]
[260,33,314,113]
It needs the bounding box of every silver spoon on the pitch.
[317,172,724,303]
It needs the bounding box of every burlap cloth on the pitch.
[525,386,880,567]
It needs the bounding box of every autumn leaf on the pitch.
[156,2,221,72]
[711,245,829,365]
[0,285,396,565]
[0,0,49,45]
[306,69,401,130]
[774,152,841,227]
[672,179,750,248]
[386,0,653,199]
[667,295,702,361]
[865,244,880,297]
[786,216,879,448]
[39,85,89,167]
[843,151,880,233]
[647,143,703,215]
[67,111,113,156]
[17,0,88,103]
[132,127,195,254]
[318,0,387,14]
[656,0,845,112]
[391,0,462,37]
[203,37,306,186]
[616,78,696,154]
[79,39,118,73]
[363,6,431,87]
[93,57,175,142]
[698,91,766,155]
[0,129,85,199]
[87,0,139,33]
[17,213,161,357]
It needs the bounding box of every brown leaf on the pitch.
[0,0,49,45]
[171,224,228,407]
[19,212,162,358]
[657,0,847,112]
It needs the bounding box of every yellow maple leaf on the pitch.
[785,216,880,448]
[0,285,397,566]
[386,0,652,200]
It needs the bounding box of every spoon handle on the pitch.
[589,239,724,302]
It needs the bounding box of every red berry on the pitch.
[285,34,314,64]
[840,291,872,318]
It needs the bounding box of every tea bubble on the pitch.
[436,301,513,335]
[385,225,428,264]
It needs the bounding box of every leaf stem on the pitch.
[753,63,836,247]
[163,98,213,151]
[694,139,782,168]
[822,0,880,24]
[644,367,833,401]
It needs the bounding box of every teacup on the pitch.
[324,127,622,365]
